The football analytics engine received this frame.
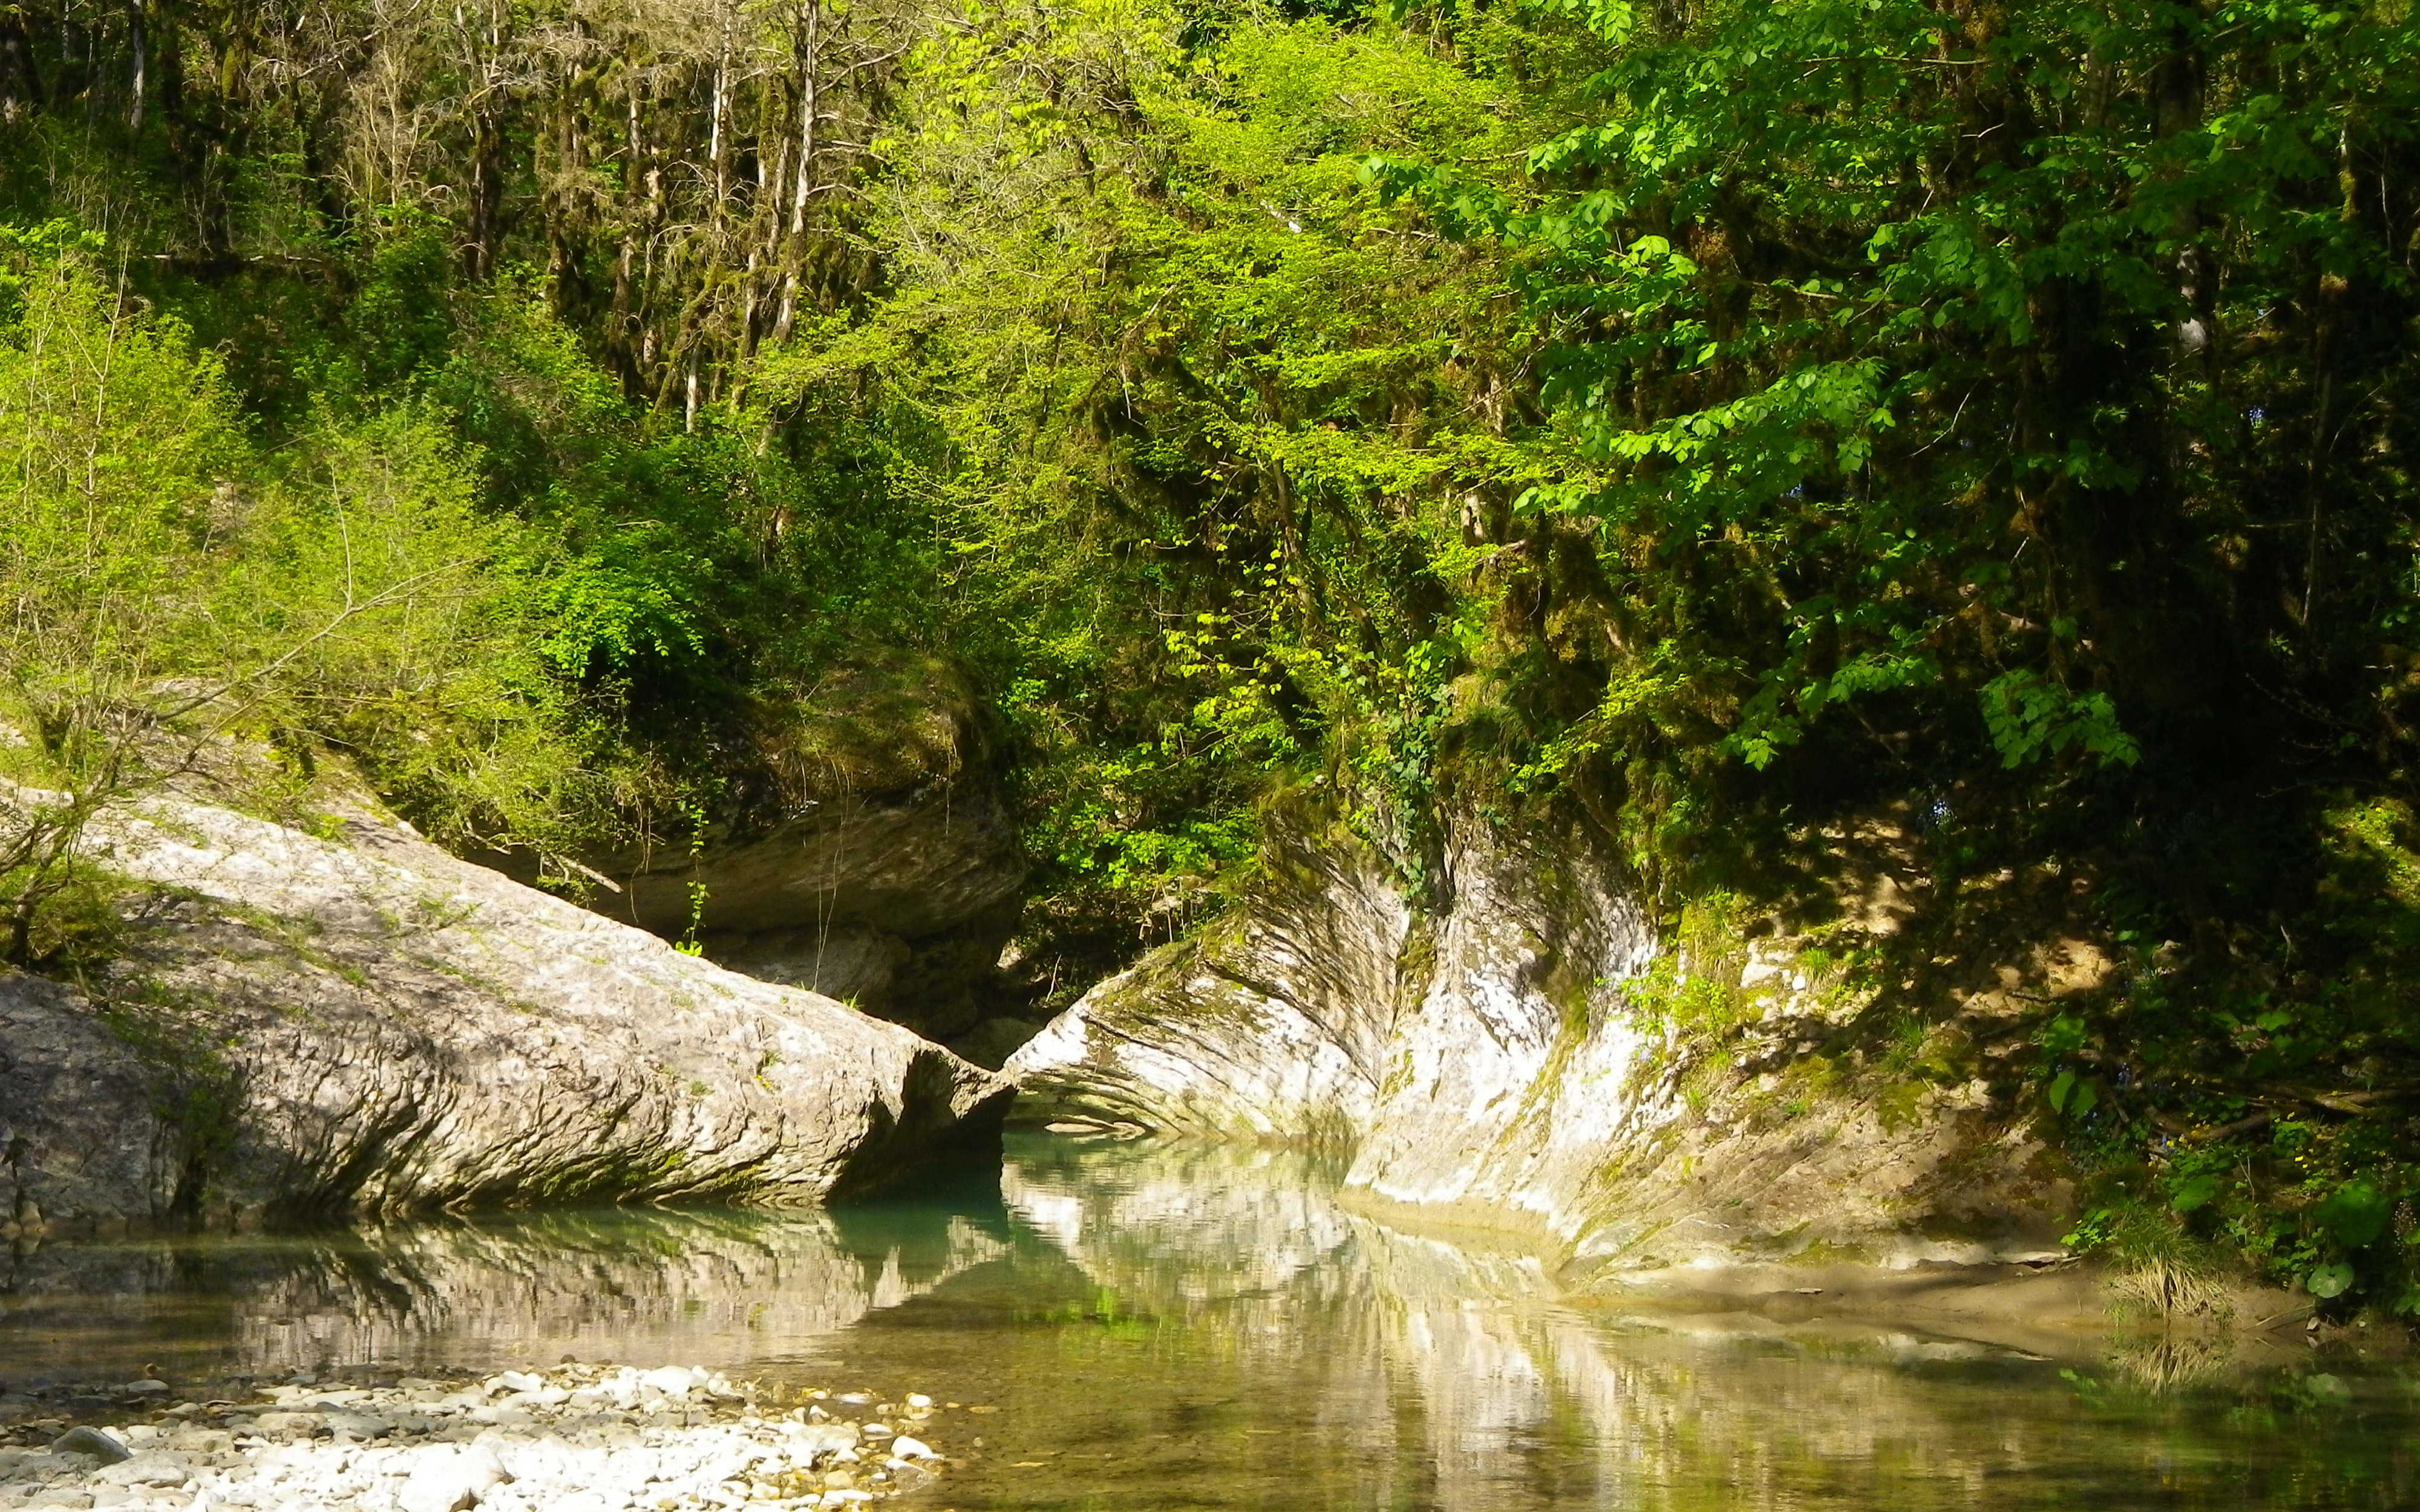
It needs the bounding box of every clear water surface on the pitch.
[3,1135,2413,1510]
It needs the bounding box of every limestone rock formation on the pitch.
[0,792,1009,1236]
[561,650,1031,1056]
[600,780,1024,1035]
[1008,805,2075,1280]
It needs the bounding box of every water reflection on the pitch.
[3,1139,2415,1509]
[1,1175,1009,1383]
[946,1137,2419,1511]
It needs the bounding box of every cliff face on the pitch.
[600,778,1026,1054]
[0,790,1009,1237]
[563,650,1033,1062]
[1009,806,2075,1282]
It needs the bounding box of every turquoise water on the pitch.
[4,1135,2415,1509]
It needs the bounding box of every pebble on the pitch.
[783,1426,858,1459]
[0,1366,952,1511]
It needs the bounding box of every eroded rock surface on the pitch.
[565,651,1030,1053]
[603,782,1024,1044]
[0,793,1009,1234]
[1009,818,1410,1142]
[1009,806,2072,1279]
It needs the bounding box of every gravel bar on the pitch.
[0,1363,970,1511]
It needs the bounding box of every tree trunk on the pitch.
[0,15,38,127]
[127,0,146,134]
[774,2,820,345]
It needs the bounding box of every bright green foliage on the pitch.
[1383,0,2419,806]
[1978,671,2139,771]
[229,411,622,856]
[750,0,1544,940]
[1363,0,2420,1310]
[0,233,610,958]
[0,226,253,960]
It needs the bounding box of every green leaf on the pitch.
[2307,1263,2356,1300]
[2034,1014,2088,1056]
[2170,1174,2222,1213]
[2047,1069,2075,1113]
[2312,1181,2392,1249]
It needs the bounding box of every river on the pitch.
[4,1134,2413,1510]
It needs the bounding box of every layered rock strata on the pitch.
[606,780,1025,1052]
[0,793,1009,1236]
[1009,807,2073,1279]
[557,652,1033,1059]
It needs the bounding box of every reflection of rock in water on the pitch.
[2,1202,1007,1383]
[995,1139,2344,1512]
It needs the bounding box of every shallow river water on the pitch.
[4,1135,2415,1510]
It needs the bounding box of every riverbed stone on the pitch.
[90,1455,189,1490]
[46,1432,129,1468]
[393,1442,508,1512]
[5,1366,937,1512]
[781,1425,858,1462]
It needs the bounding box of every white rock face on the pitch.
[1346,822,1656,1238]
[1009,818,1413,1143]
[1008,807,2070,1276]
[0,792,1009,1233]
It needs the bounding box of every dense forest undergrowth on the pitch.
[1,0,2416,1318]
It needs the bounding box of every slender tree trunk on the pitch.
[0,15,38,126]
[463,0,508,280]
[545,44,586,325]
[126,0,146,134]
[774,2,819,344]
[468,106,503,278]
[710,0,731,212]
[2151,5,2212,364]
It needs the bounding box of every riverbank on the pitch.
[0,1364,964,1511]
